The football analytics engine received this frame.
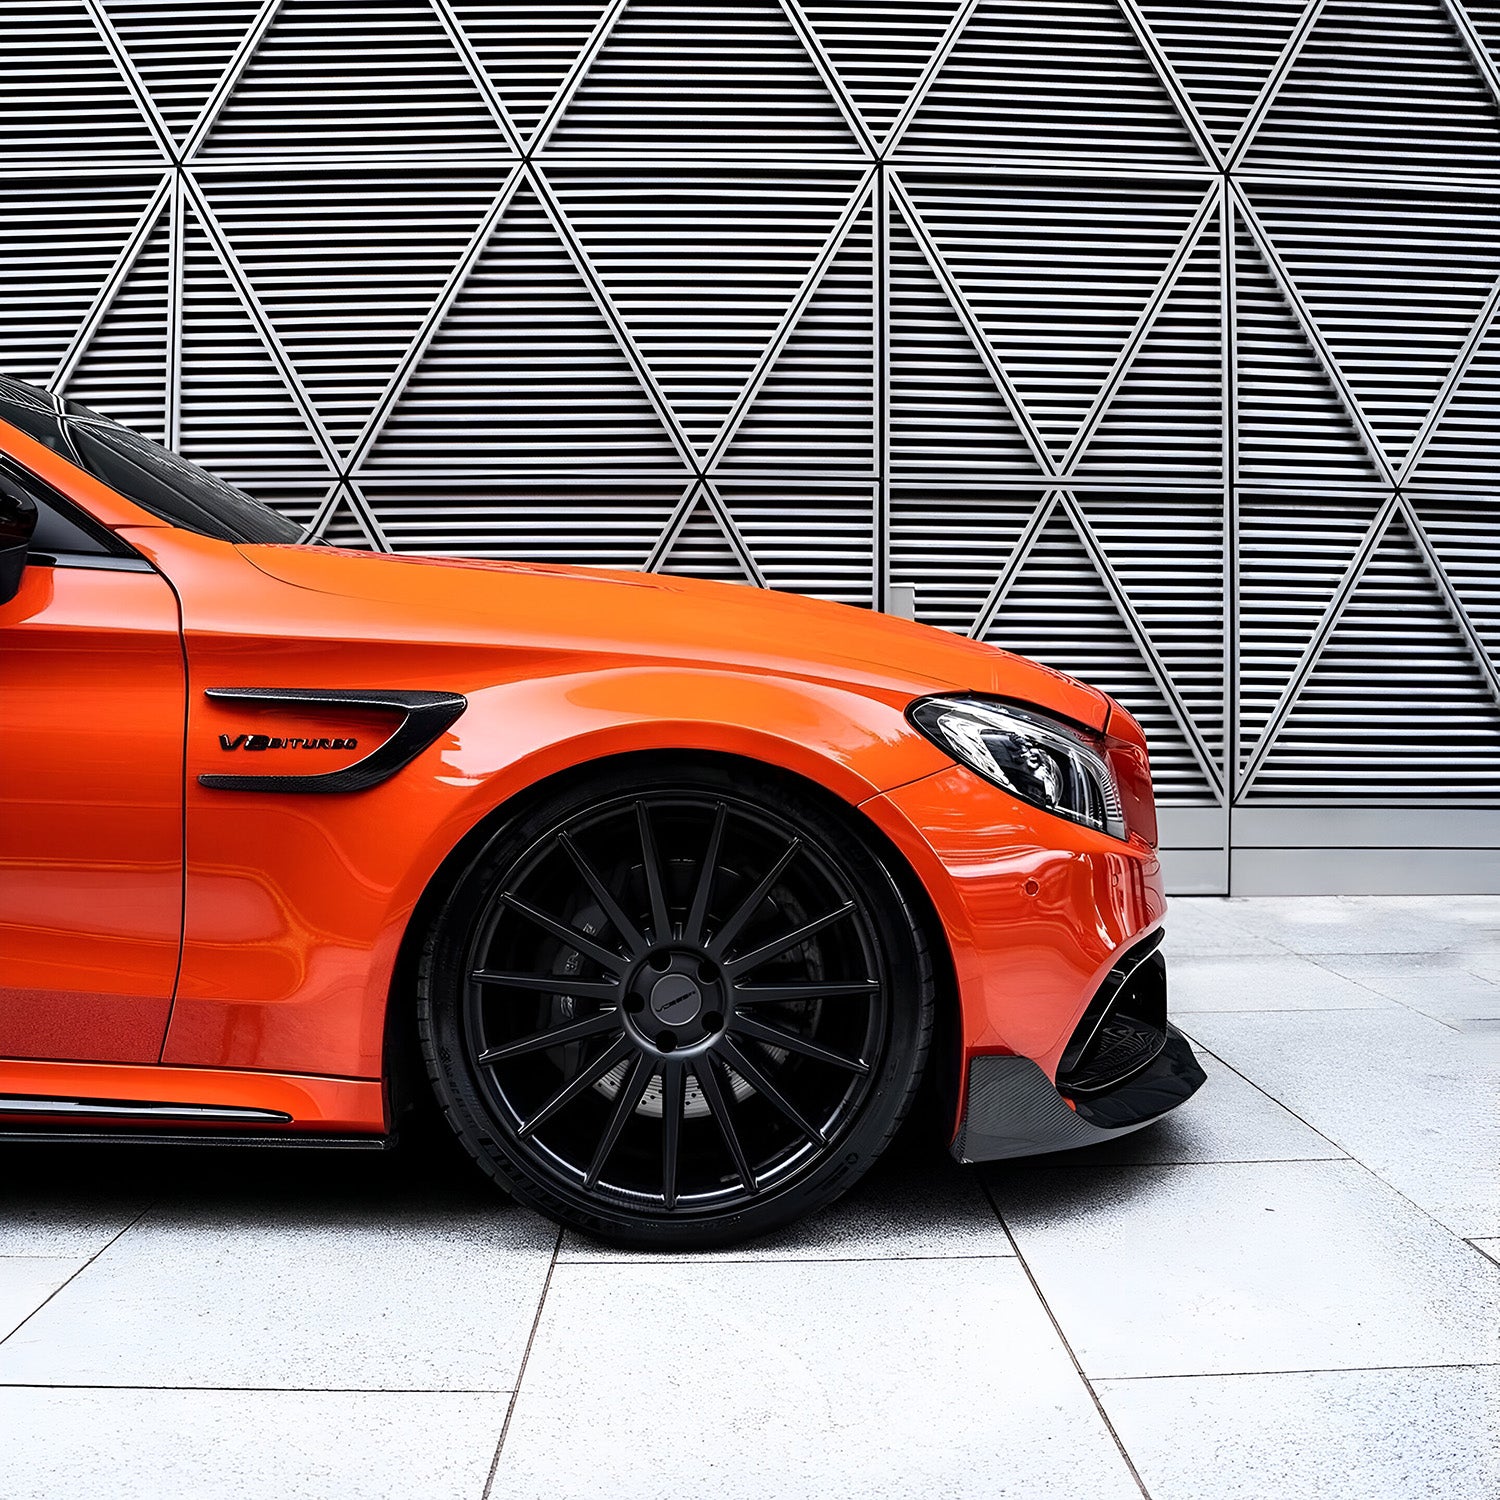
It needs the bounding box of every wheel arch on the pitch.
[382,746,961,1138]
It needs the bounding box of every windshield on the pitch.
[0,375,303,546]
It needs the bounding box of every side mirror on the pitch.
[0,472,38,605]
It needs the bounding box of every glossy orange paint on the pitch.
[0,412,1162,1140]
[0,559,184,1063]
[862,766,1164,1081]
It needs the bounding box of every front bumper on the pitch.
[860,764,1167,1068]
[951,1024,1205,1162]
[858,761,1200,1159]
[951,929,1206,1161]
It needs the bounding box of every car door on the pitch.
[0,461,185,1063]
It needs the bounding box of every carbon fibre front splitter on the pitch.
[951,1024,1206,1164]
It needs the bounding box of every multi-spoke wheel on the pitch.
[418,762,934,1247]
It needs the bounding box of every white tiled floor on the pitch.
[501,1258,1144,1500]
[0,1201,558,1391]
[1184,1006,1500,1237]
[0,1388,510,1500]
[1096,1366,1500,1500]
[992,1158,1500,1377]
[1,897,1497,1498]
[0,1258,87,1342]
[1168,952,1397,1012]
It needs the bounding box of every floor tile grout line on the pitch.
[0,1382,520,1393]
[481,1223,563,1500]
[1169,915,1500,966]
[1097,1358,1500,1383]
[1298,950,1473,1032]
[1181,1037,1355,1156]
[979,1175,1155,1500]
[1406,1011,1472,1035]
[553,1251,1020,1266]
[1170,919,1297,956]
[1013,1155,1349,1169]
[0,1253,110,1261]
[1302,952,1394,1006]
[0,1204,155,1353]
[1176,1005,1396,1015]
[1184,1037,1491,1245]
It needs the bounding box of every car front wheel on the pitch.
[417,761,934,1248]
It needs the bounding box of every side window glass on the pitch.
[30,493,112,558]
[0,458,123,560]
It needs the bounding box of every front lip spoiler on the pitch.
[950,1025,1206,1164]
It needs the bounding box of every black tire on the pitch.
[417,759,934,1249]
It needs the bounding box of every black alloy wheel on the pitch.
[418,762,934,1248]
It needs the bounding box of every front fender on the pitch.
[163,663,950,1084]
[441,665,950,806]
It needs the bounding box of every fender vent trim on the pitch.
[199,687,466,794]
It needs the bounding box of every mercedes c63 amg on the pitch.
[0,375,1203,1247]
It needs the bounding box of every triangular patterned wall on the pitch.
[7,0,1500,887]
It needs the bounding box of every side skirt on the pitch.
[0,1127,391,1150]
[0,1059,387,1138]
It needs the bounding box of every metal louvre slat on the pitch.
[1072,209,1222,481]
[716,479,875,604]
[59,203,171,441]
[1073,488,1225,770]
[1236,495,1387,758]
[543,167,865,452]
[541,0,862,155]
[897,0,1205,165]
[197,167,510,450]
[1232,219,1388,486]
[448,2,609,141]
[0,177,163,384]
[1248,515,1500,798]
[1469,3,1500,60]
[318,490,379,549]
[196,0,514,157]
[797,1,968,141]
[1407,493,1500,668]
[1243,184,1500,464]
[1408,326,1500,487]
[889,486,1047,634]
[361,179,688,482]
[887,209,1039,477]
[357,478,683,564]
[658,495,754,582]
[1241,0,1500,184]
[1134,0,1308,154]
[176,206,336,524]
[715,201,875,475]
[895,174,1212,456]
[0,3,164,163]
[102,0,264,145]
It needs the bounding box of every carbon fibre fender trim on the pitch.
[198,687,467,794]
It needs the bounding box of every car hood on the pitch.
[238,545,1109,729]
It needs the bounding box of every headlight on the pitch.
[908,696,1127,840]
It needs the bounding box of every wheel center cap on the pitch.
[649,973,702,1026]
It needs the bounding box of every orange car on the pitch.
[0,375,1203,1247]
